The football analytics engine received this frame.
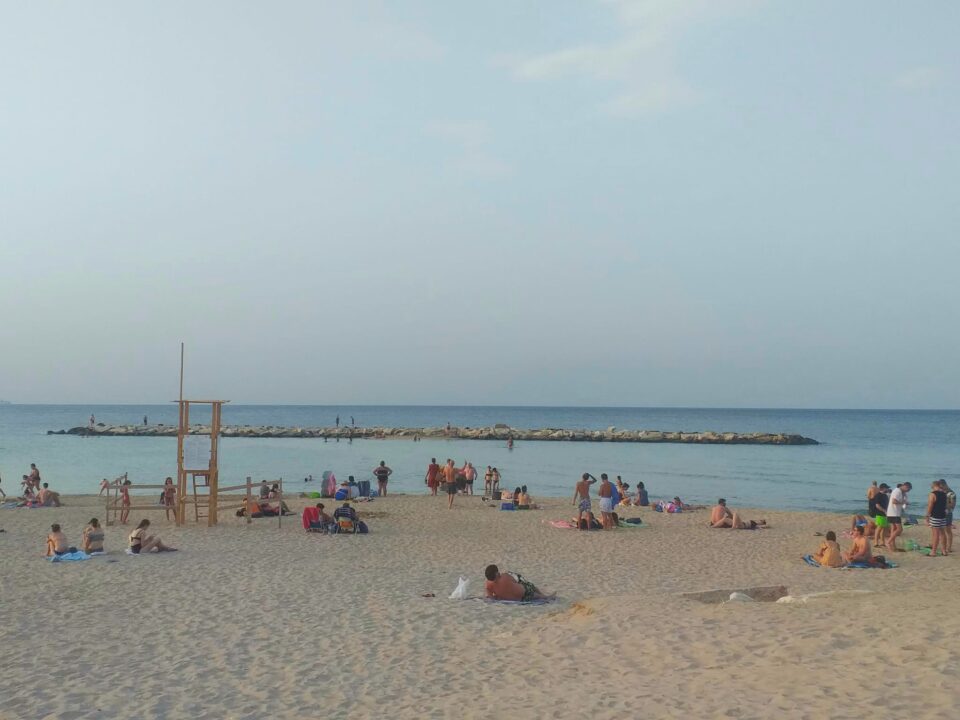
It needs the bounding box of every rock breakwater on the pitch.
[51,424,819,445]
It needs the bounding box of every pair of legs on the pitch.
[139,534,176,552]
[928,524,948,556]
[576,501,591,529]
[120,503,130,524]
[465,481,473,496]
[945,520,954,554]
[379,481,387,497]
[429,482,438,497]
[164,501,175,522]
[447,485,456,509]
[887,519,904,550]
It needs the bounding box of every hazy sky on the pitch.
[1,1,957,408]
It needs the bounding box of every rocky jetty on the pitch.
[51,424,819,445]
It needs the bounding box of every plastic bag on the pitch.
[449,576,470,600]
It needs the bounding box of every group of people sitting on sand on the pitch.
[811,526,889,567]
[302,500,368,534]
[502,486,537,509]
[44,518,176,556]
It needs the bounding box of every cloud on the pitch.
[506,0,754,117]
[431,121,511,179]
[893,66,943,92]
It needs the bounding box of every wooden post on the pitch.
[277,478,283,530]
[245,476,252,525]
[208,401,221,527]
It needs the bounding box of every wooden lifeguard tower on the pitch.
[175,399,227,526]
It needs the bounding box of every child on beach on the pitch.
[163,477,176,522]
[813,531,844,567]
[120,479,131,524]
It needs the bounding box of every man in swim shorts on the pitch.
[598,474,615,529]
[484,565,554,602]
[573,473,597,530]
[886,482,911,552]
[443,459,458,509]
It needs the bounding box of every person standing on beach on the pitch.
[28,464,41,491]
[484,466,494,495]
[163,477,177,522]
[598,474,615,529]
[926,480,949,556]
[462,462,476,495]
[573,473,597,530]
[425,458,440,496]
[120,479,132,524]
[870,483,890,547]
[885,482,911,551]
[373,461,392,497]
[939,479,955,554]
[443,459,457,509]
[0,473,5,498]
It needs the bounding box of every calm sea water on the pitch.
[1,405,957,512]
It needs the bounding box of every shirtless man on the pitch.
[443,459,458,509]
[572,473,597,530]
[484,565,554,602]
[598,474,615,529]
[37,483,61,507]
[28,464,41,492]
[843,525,874,564]
[710,499,766,529]
[425,458,440,496]
[46,524,76,556]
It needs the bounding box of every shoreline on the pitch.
[49,423,819,445]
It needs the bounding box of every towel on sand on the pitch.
[49,551,91,562]
[803,554,896,569]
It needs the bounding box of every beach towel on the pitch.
[476,597,555,606]
[803,554,896,569]
[302,506,320,531]
[49,551,91,562]
[617,519,644,528]
[548,520,576,529]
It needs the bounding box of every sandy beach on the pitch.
[2,493,958,719]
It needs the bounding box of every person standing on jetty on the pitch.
[425,458,440,496]
[573,473,597,530]
[336,415,340,427]
[373,461,392,497]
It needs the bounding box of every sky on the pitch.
[1,1,958,408]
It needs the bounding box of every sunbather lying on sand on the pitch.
[710,499,767,529]
[484,565,555,602]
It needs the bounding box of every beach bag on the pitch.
[334,488,348,501]
[357,520,369,534]
[449,576,470,600]
[358,480,371,497]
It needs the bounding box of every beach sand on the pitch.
[1,494,958,719]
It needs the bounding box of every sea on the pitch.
[1,405,957,513]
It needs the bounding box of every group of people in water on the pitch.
[44,517,176,557]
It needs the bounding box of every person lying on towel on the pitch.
[484,565,554,602]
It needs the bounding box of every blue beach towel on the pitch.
[803,554,896,569]
[49,551,91,562]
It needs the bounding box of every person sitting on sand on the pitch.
[315,503,334,531]
[710,499,766,529]
[517,485,538,509]
[128,519,176,553]
[842,525,873,564]
[850,514,876,533]
[634,481,649,507]
[37,483,62,507]
[82,518,105,554]
[813,531,844,567]
[484,565,554,602]
[46,524,77,556]
[333,501,358,531]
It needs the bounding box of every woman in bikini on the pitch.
[120,479,132,525]
[82,518,105,554]
[128,519,177,553]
